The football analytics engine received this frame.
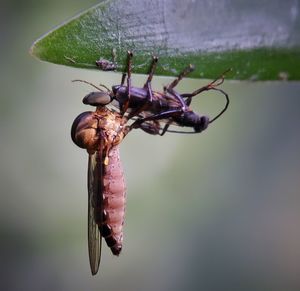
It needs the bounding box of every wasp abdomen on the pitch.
[101,146,126,256]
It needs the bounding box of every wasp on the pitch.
[75,51,229,135]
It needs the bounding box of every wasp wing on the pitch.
[87,141,104,275]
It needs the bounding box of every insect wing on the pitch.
[87,146,104,275]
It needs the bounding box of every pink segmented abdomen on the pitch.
[100,145,126,255]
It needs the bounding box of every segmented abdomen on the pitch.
[100,145,126,255]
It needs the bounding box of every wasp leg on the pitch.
[121,51,133,115]
[130,108,183,131]
[160,122,172,136]
[130,84,189,132]
[181,68,231,99]
[120,51,129,86]
[185,96,192,106]
[143,56,158,103]
[165,64,195,92]
[165,87,188,111]
[126,56,159,120]
[120,73,126,86]
[139,120,161,135]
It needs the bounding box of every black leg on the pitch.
[121,73,126,86]
[126,51,133,102]
[165,64,194,92]
[160,122,171,136]
[130,108,182,130]
[139,120,170,136]
[181,68,231,99]
[120,51,130,86]
[121,51,133,115]
[126,56,159,120]
[139,120,161,135]
[129,81,189,130]
[165,87,188,110]
[143,56,158,103]
[185,96,192,106]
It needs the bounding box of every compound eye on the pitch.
[83,92,112,106]
[71,111,99,152]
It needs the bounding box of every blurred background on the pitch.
[1,0,300,290]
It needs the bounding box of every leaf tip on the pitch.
[29,40,41,60]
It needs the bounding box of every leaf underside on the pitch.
[30,0,300,81]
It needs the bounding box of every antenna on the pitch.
[209,87,230,124]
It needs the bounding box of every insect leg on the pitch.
[145,55,158,85]
[138,120,162,135]
[185,97,192,106]
[121,51,133,115]
[120,53,127,86]
[121,73,126,86]
[165,87,188,111]
[130,83,189,131]
[160,122,172,136]
[143,56,158,102]
[126,51,133,95]
[180,69,230,120]
[181,68,231,99]
[126,56,159,120]
[165,64,195,92]
[130,108,182,130]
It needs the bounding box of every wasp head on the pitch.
[82,91,112,107]
[182,111,209,133]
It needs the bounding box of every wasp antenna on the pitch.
[72,79,104,92]
[209,88,229,124]
[98,83,111,92]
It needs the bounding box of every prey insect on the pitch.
[96,48,118,71]
[74,51,230,135]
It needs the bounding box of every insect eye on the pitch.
[83,92,112,106]
[71,111,99,152]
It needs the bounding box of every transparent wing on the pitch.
[87,147,103,275]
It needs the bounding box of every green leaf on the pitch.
[30,0,300,80]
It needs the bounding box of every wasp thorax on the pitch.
[71,111,100,153]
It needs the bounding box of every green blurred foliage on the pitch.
[1,1,300,291]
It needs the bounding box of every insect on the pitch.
[74,51,229,135]
[71,106,131,275]
[96,59,117,71]
[72,53,230,275]
[96,48,118,71]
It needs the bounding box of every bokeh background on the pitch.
[1,1,300,290]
